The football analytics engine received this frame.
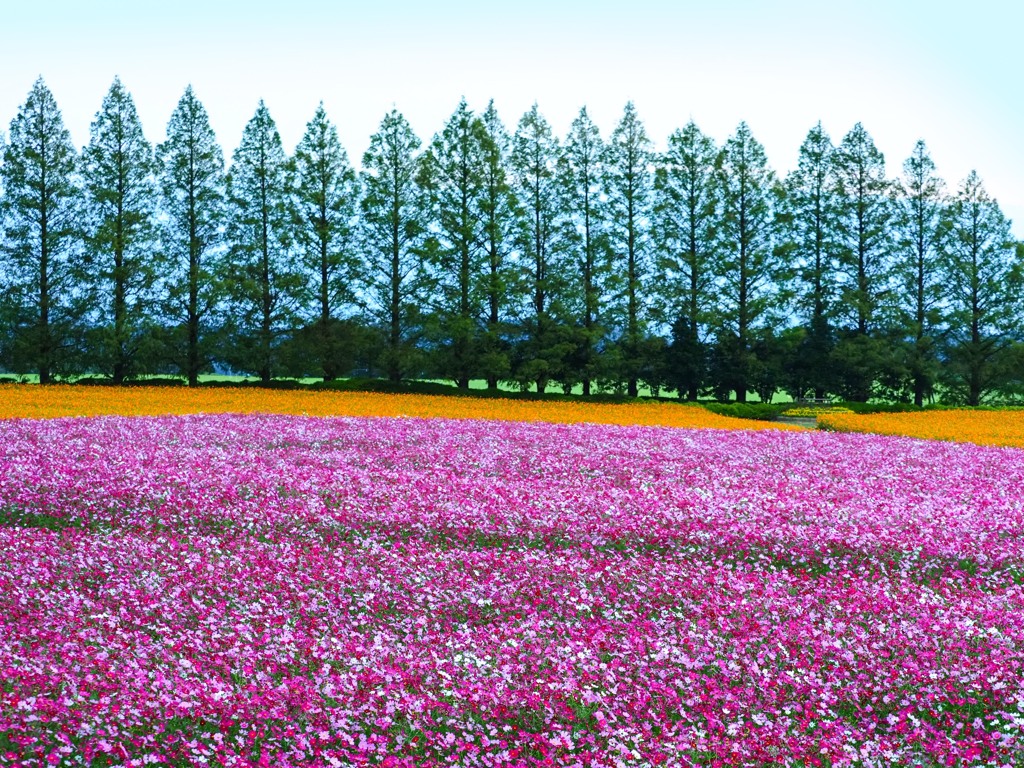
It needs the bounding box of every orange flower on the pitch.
[819,409,1024,448]
[0,384,798,432]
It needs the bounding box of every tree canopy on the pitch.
[2,81,1022,403]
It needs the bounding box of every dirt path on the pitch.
[776,416,818,429]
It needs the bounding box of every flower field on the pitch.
[819,409,1024,448]
[2,412,1023,766]
[0,385,793,433]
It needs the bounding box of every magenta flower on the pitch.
[0,414,1021,766]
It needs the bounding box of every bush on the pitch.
[830,401,922,414]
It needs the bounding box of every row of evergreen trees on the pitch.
[1,77,1021,403]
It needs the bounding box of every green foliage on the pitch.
[831,332,893,403]
[558,106,611,396]
[939,171,1020,406]
[706,331,745,402]
[507,318,577,394]
[748,327,802,404]
[833,122,892,342]
[291,103,360,381]
[990,341,1024,403]
[652,120,719,400]
[701,401,785,421]
[2,94,1024,404]
[225,101,303,383]
[0,506,83,531]
[825,124,897,403]
[824,401,922,414]
[510,103,565,393]
[277,318,380,380]
[360,109,429,383]
[605,102,654,396]
[314,376,639,403]
[714,122,782,402]
[892,140,945,406]
[631,334,669,398]
[418,99,491,388]
[82,77,161,384]
[475,101,519,391]
[0,77,85,383]
[780,123,841,398]
[662,315,705,401]
[156,86,227,385]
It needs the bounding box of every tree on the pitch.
[291,102,360,381]
[510,103,563,393]
[156,85,226,386]
[360,108,428,383]
[82,77,159,383]
[558,106,609,396]
[833,122,892,400]
[749,326,802,404]
[605,102,654,397]
[940,171,1019,405]
[0,78,83,383]
[477,100,518,390]
[653,120,719,400]
[780,122,841,398]
[662,315,705,401]
[225,101,301,383]
[419,98,489,389]
[715,122,781,402]
[893,140,945,406]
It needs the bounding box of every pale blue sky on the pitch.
[1,0,1020,236]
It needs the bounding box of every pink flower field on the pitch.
[1,413,1023,767]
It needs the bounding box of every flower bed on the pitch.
[1,414,1022,766]
[0,384,794,433]
[782,407,854,418]
[819,408,1024,448]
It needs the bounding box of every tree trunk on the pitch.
[260,193,272,385]
[113,187,127,385]
[113,243,127,385]
[582,184,594,400]
[39,207,51,385]
[486,256,499,391]
[626,180,639,399]
[389,185,402,384]
[188,187,200,387]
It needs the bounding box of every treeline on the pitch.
[1,77,1022,404]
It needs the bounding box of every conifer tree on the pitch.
[893,140,945,406]
[558,106,609,396]
[156,86,226,386]
[82,77,159,383]
[360,108,428,383]
[781,122,841,398]
[510,103,563,393]
[225,101,300,383]
[715,122,780,402]
[605,102,654,397]
[0,78,83,382]
[477,100,518,390]
[291,103,360,381]
[419,98,489,389]
[653,120,719,400]
[832,123,892,400]
[834,123,892,334]
[940,172,1019,405]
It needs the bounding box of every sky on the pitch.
[0,0,1021,237]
